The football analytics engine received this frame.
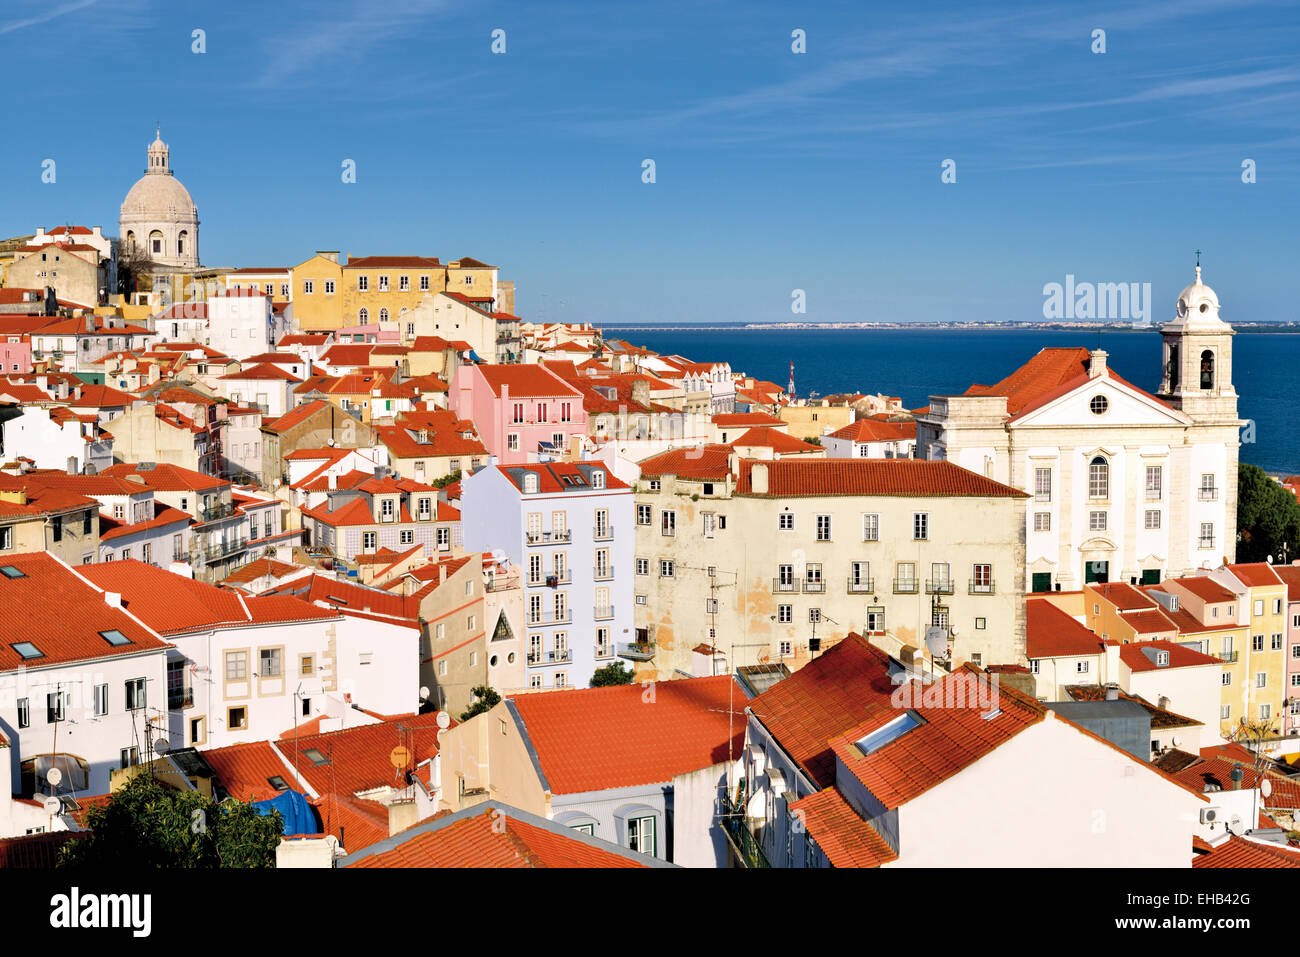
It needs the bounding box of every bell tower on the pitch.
[1157,261,1238,426]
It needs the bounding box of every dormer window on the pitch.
[591,470,605,489]
[1156,651,1170,667]
[523,473,539,494]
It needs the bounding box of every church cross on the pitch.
[1194,248,1202,268]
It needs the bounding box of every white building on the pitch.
[823,418,916,460]
[0,552,172,798]
[916,266,1241,591]
[208,288,288,360]
[460,462,634,689]
[0,406,113,475]
[81,561,419,750]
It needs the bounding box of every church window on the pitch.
[1033,468,1051,502]
[358,308,369,325]
[379,308,389,322]
[1089,394,1108,415]
[177,231,188,255]
[1200,350,1214,390]
[1167,343,1180,391]
[1087,456,1108,499]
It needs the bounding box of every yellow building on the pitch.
[289,252,344,330]
[778,400,855,442]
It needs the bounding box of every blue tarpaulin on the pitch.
[251,789,317,836]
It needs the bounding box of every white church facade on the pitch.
[916,266,1241,591]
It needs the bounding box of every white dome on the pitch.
[118,130,200,268]
[120,173,197,223]
[1168,265,1225,329]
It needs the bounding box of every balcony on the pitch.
[485,573,521,593]
[526,530,572,546]
[968,580,996,595]
[593,566,613,581]
[1199,487,1219,501]
[167,689,194,711]
[925,579,955,595]
[594,604,615,621]
[196,501,237,523]
[527,610,572,627]
[617,641,656,662]
[720,786,770,869]
[1218,650,1239,663]
[772,578,798,594]
[531,572,572,588]
[527,649,571,665]
[893,579,919,594]
[203,538,247,561]
[1199,538,1216,551]
[803,579,825,594]
[847,577,875,594]
[593,524,614,541]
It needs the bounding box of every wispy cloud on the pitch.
[0,0,98,36]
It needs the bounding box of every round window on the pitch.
[507,652,515,664]
[1176,298,1187,317]
[489,655,498,667]
[1090,395,1109,415]
[1199,302,1209,313]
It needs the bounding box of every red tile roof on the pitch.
[1193,835,1300,868]
[98,504,191,542]
[509,675,745,794]
[636,445,734,480]
[494,462,629,493]
[102,462,228,492]
[1088,581,1158,612]
[729,427,821,454]
[0,831,80,867]
[220,362,298,382]
[342,804,649,868]
[961,347,1172,420]
[203,740,299,801]
[826,418,917,443]
[275,710,446,797]
[788,788,899,867]
[0,553,171,671]
[734,459,1029,498]
[713,412,783,428]
[1169,575,1239,603]
[475,364,583,398]
[1270,565,1300,603]
[345,255,442,269]
[1026,599,1106,658]
[1227,563,1284,589]
[1118,640,1223,672]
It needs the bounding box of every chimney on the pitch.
[1230,763,1244,790]
[318,251,340,264]
[328,472,337,491]
[104,592,122,608]
[439,563,447,584]
[1088,349,1108,378]
[750,462,769,495]
[1104,682,1120,701]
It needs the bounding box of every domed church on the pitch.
[119,129,200,268]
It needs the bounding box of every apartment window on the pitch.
[1089,511,1107,531]
[1222,671,1232,686]
[1272,633,1284,651]
[705,598,719,614]
[554,673,568,689]
[1145,466,1162,500]
[866,608,885,632]
[300,654,315,676]
[381,499,395,522]
[419,275,430,291]
[363,531,377,551]
[280,283,289,297]
[896,562,916,590]
[225,650,248,681]
[120,748,139,770]
[378,275,390,292]
[972,563,992,591]
[661,510,676,536]
[1221,704,1231,719]
[0,527,11,550]
[1261,704,1272,720]
[1199,523,1215,549]
[1257,672,1267,689]
[779,512,794,531]
[530,675,543,689]
[913,513,928,541]
[1034,467,1052,502]
[815,515,831,541]
[862,513,879,541]
[1076,661,1089,674]
[93,683,108,717]
[778,604,792,623]
[400,530,414,545]
[1253,634,1264,652]
[1033,512,1051,532]
[418,497,432,521]
[637,504,652,525]
[125,678,146,711]
[851,561,870,587]
[324,279,335,294]
[627,816,656,856]
[596,628,611,658]
[1088,456,1108,499]
[228,707,248,730]
[1144,509,1161,530]
[809,608,822,624]
[303,280,314,294]
[52,516,62,542]
[1254,600,1264,617]
[399,275,410,291]
[660,560,675,578]
[260,648,282,678]
[648,479,661,491]
[46,691,67,722]
[1029,659,1040,674]
[17,697,28,728]
[357,275,369,291]
[779,640,793,656]
[1275,598,1284,615]
[507,433,520,451]
[1200,473,1217,499]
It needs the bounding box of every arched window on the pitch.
[379,307,390,323]
[358,308,369,326]
[125,230,135,249]
[177,230,188,255]
[1088,456,1109,499]
[149,230,163,255]
[1167,343,1180,391]
[1200,349,1214,390]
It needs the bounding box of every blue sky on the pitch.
[2,0,1297,325]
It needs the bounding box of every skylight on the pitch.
[0,565,26,579]
[304,748,329,766]
[100,630,133,646]
[855,711,923,756]
[267,775,289,790]
[11,641,43,659]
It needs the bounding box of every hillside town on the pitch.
[2,131,1298,872]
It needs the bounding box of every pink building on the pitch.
[0,335,32,374]
[450,363,587,465]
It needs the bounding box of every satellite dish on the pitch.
[924,626,948,658]
[153,738,169,754]
[436,711,451,730]
[419,685,431,701]
[42,796,62,815]
[1171,735,1181,748]
[1261,778,1273,798]
[949,625,959,637]
[45,767,63,787]
[1228,814,1243,834]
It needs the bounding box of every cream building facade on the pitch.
[120,130,200,269]
[916,266,1241,592]
[631,452,1028,680]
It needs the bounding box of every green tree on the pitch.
[590,662,634,687]
[460,685,501,721]
[432,469,462,489]
[58,773,282,868]
[1236,463,1300,563]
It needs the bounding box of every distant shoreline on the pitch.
[598,323,1300,334]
